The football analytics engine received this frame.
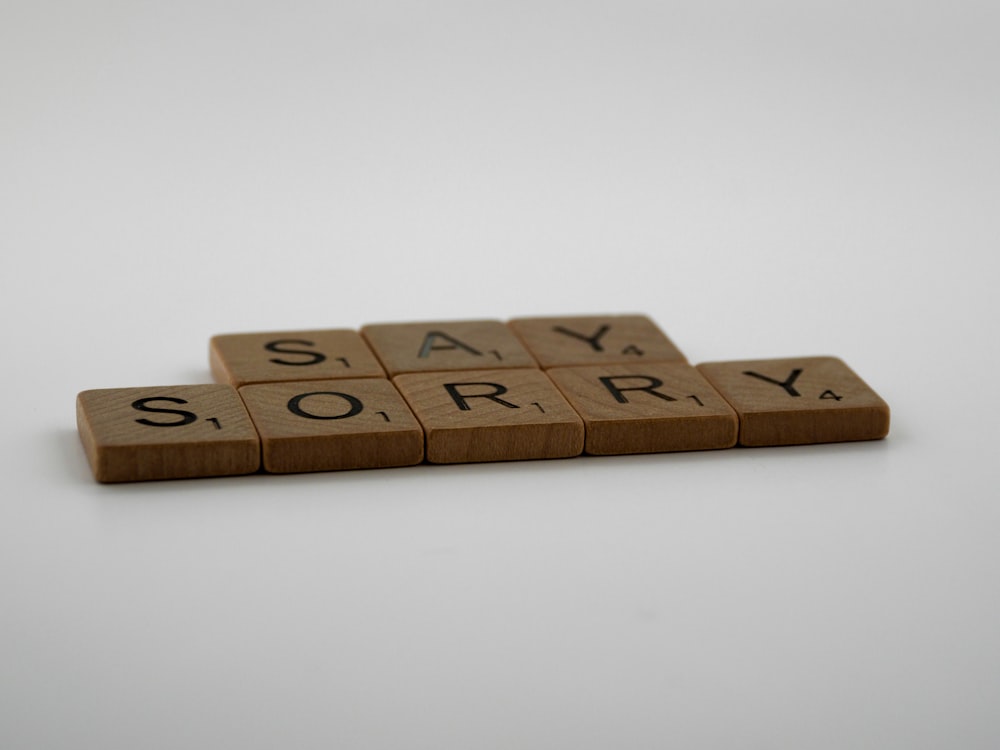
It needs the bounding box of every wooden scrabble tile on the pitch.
[547,363,738,455]
[697,356,890,447]
[507,314,686,369]
[392,369,584,464]
[238,379,424,473]
[361,320,537,377]
[210,329,385,387]
[76,385,261,483]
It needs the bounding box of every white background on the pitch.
[2,1,999,748]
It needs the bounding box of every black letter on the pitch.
[553,324,610,352]
[287,392,364,420]
[265,339,327,366]
[132,397,197,427]
[443,382,519,411]
[418,331,482,358]
[742,368,803,397]
[598,375,677,404]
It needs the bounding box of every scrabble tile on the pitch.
[361,320,537,377]
[393,369,584,464]
[76,385,261,483]
[547,363,738,455]
[507,314,686,369]
[210,329,385,387]
[697,356,890,446]
[238,379,424,473]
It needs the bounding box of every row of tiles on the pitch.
[209,315,687,385]
[77,355,890,483]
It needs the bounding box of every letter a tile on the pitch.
[696,356,890,446]
[76,385,261,482]
[361,320,538,377]
[392,369,584,463]
[547,363,738,454]
[238,379,424,473]
[507,314,686,369]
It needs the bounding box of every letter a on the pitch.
[418,331,482,358]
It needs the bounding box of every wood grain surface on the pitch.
[393,368,583,463]
[507,314,686,369]
[547,363,738,454]
[697,356,890,446]
[238,379,424,473]
[361,320,538,376]
[210,329,385,387]
[76,385,260,482]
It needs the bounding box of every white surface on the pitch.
[2,2,999,748]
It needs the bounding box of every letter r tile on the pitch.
[507,314,686,368]
[696,356,890,446]
[546,363,738,454]
[210,329,385,387]
[392,369,584,463]
[238,379,424,473]
[361,320,538,377]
